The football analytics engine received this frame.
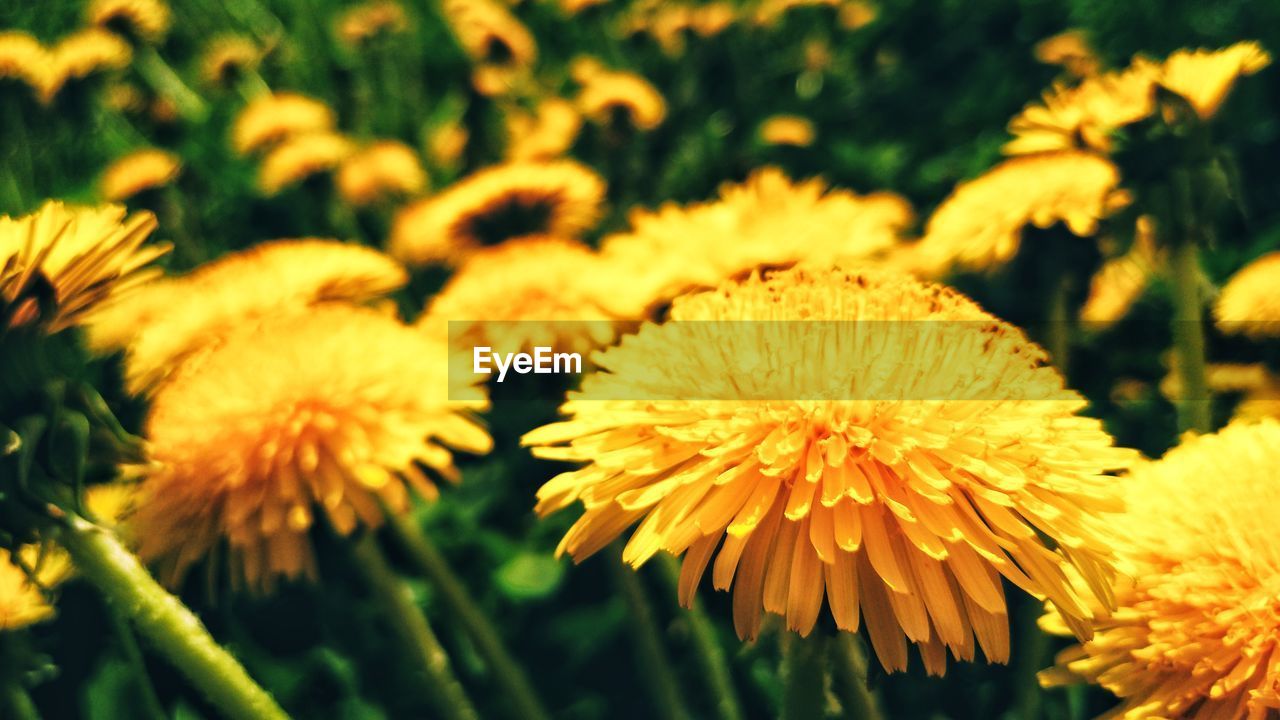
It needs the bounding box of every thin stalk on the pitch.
[0,672,38,720]
[782,631,828,720]
[1170,239,1212,433]
[831,634,883,720]
[608,555,691,720]
[656,554,743,720]
[1012,599,1050,720]
[1045,272,1072,377]
[134,47,209,123]
[106,605,168,720]
[350,536,479,720]
[56,515,288,720]
[382,507,552,720]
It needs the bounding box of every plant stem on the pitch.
[105,604,168,720]
[382,507,551,720]
[1012,599,1049,720]
[1170,238,1212,433]
[350,535,479,720]
[0,672,38,720]
[608,554,691,720]
[782,631,828,720]
[656,554,743,720]
[1045,271,1072,377]
[134,47,209,123]
[831,634,883,720]
[56,516,288,720]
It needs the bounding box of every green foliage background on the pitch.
[3,0,1279,718]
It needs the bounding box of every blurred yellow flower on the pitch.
[100,148,182,201]
[200,35,262,88]
[1,202,167,332]
[86,0,171,44]
[389,160,606,265]
[122,239,406,392]
[258,131,355,195]
[1005,62,1158,155]
[337,140,428,206]
[913,151,1127,275]
[44,28,133,103]
[603,167,910,314]
[557,0,608,14]
[577,67,666,131]
[336,0,410,47]
[427,121,469,170]
[232,92,336,155]
[752,0,840,27]
[0,31,49,94]
[1215,251,1280,338]
[1160,41,1270,119]
[505,98,583,161]
[838,0,877,31]
[444,0,536,94]
[133,305,492,592]
[85,483,140,529]
[1033,30,1100,78]
[81,277,178,352]
[422,235,625,356]
[104,81,147,113]
[1041,419,1280,720]
[525,266,1132,673]
[759,115,816,147]
[1,546,71,631]
[1079,216,1160,328]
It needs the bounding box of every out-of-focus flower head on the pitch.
[602,168,913,315]
[443,0,536,95]
[132,305,492,592]
[557,0,608,15]
[0,202,167,332]
[751,0,840,27]
[86,0,172,44]
[121,239,407,392]
[618,2,735,54]
[43,28,133,103]
[427,121,469,171]
[1215,251,1280,339]
[1041,419,1280,719]
[85,483,140,529]
[576,66,666,131]
[1159,41,1270,119]
[422,235,626,357]
[505,98,582,161]
[336,0,410,48]
[759,115,816,147]
[525,266,1133,674]
[0,31,50,95]
[1079,215,1161,328]
[81,277,177,352]
[100,148,182,201]
[200,35,263,88]
[257,131,356,195]
[104,81,147,113]
[1,546,71,630]
[911,151,1128,275]
[336,140,427,206]
[232,92,336,155]
[389,160,606,265]
[1033,30,1100,78]
[838,0,877,31]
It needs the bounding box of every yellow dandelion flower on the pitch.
[336,140,428,206]
[0,202,167,332]
[44,28,133,103]
[388,160,607,265]
[1159,41,1270,119]
[689,3,736,37]
[337,0,410,47]
[838,0,877,31]
[569,55,606,84]
[557,0,608,15]
[914,151,1128,275]
[200,35,262,88]
[1,546,71,630]
[231,92,336,156]
[1079,216,1161,328]
[1215,251,1280,338]
[1005,62,1158,155]
[80,276,177,352]
[422,235,623,357]
[132,305,492,591]
[1041,419,1280,720]
[602,168,913,314]
[759,115,817,147]
[618,6,691,55]
[86,0,171,44]
[525,266,1132,674]
[85,483,140,528]
[577,68,667,131]
[1033,30,1101,78]
[100,148,182,201]
[427,121,469,170]
[505,98,583,161]
[752,0,840,27]
[122,239,406,393]
[257,131,355,196]
[0,31,50,93]
[1160,361,1272,403]
[1234,383,1280,423]
[104,81,147,113]
[443,0,536,71]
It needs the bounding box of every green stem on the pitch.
[656,554,743,720]
[383,508,551,720]
[0,636,40,720]
[1170,239,1212,433]
[1045,271,1072,377]
[782,631,828,720]
[831,634,883,720]
[134,47,209,123]
[1012,599,1050,720]
[106,605,168,720]
[608,553,691,720]
[57,516,288,720]
[350,536,479,720]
